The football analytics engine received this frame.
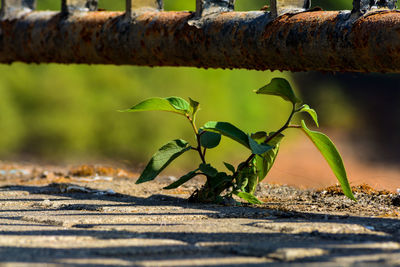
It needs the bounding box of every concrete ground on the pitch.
[0,170,400,267]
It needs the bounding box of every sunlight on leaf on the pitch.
[234,191,263,204]
[301,121,355,200]
[120,97,190,116]
[252,132,284,182]
[189,97,200,117]
[165,97,190,112]
[203,121,250,149]
[136,139,191,184]
[255,78,301,105]
[298,104,319,127]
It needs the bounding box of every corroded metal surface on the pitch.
[2,10,400,72]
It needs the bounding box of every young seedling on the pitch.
[120,78,355,204]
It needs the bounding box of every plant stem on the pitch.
[196,133,207,164]
[264,103,296,144]
[232,103,296,179]
[187,114,198,135]
[186,114,207,164]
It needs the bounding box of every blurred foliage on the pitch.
[0,0,352,165]
[294,72,400,163]
[311,0,351,10]
[0,64,291,165]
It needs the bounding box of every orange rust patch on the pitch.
[289,11,339,21]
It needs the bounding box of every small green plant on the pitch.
[120,78,355,204]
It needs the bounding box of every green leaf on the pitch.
[203,121,250,149]
[248,135,273,155]
[235,162,257,194]
[251,131,268,143]
[199,163,218,177]
[165,97,190,112]
[255,133,284,182]
[199,130,221,149]
[120,97,190,116]
[246,177,258,194]
[189,97,200,117]
[256,152,278,182]
[301,121,355,201]
[235,160,258,194]
[255,78,301,105]
[234,191,263,204]
[209,172,233,190]
[266,132,285,146]
[136,139,191,184]
[223,162,236,174]
[239,178,248,191]
[298,104,319,127]
[163,170,199,189]
[246,159,258,194]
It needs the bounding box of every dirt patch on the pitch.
[266,137,400,191]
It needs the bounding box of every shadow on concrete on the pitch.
[0,184,399,266]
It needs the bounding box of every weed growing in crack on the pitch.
[120,78,355,204]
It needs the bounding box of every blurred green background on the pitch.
[0,0,395,168]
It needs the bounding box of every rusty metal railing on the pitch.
[0,0,400,73]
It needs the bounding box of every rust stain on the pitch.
[1,10,400,72]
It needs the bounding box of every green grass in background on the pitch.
[0,64,290,165]
[0,0,350,166]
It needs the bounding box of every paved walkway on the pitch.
[0,180,400,266]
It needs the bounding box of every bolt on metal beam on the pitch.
[195,0,235,17]
[0,0,35,18]
[126,0,163,17]
[352,0,397,15]
[61,0,98,15]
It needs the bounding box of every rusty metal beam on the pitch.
[1,9,400,73]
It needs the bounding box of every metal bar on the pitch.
[2,10,400,73]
